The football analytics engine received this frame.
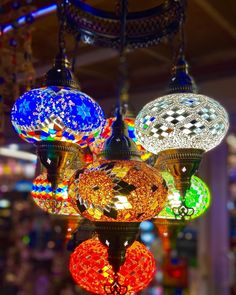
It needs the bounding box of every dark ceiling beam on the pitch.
[141,48,170,62]
[80,57,236,102]
[18,48,118,82]
[193,0,236,39]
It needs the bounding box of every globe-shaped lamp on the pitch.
[31,172,78,216]
[157,173,211,220]
[68,159,168,222]
[135,93,229,154]
[69,238,156,295]
[11,86,105,146]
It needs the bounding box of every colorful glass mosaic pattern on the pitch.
[69,160,168,222]
[135,93,229,153]
[69,239,156,295]
[157,172,211,220]
[11,86,105,147]
[89,117,153,161]
[31,172,79,216]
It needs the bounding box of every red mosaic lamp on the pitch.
[69,238,156,295]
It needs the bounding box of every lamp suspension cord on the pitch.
[116,0,128,112]
[57,0,67,56]
[178,2,186,58]
[72,36,80,73]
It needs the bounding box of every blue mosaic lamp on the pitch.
[11,36,105,189]
[11,57,105,146]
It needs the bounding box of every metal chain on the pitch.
[178,0,186,56]
[72,34,80,72]
[58,0,67,55]
[117,0,129,111]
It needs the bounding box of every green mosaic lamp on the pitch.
[157,172,211,221]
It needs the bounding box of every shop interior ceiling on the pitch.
[1,0,236,145]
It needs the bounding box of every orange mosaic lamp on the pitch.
[31,172,78,216]
[69,238,156,295]
[69,159,168,222]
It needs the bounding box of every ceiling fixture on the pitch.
[67,1,168,292]
[67,0,168,225]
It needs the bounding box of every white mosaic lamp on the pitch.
[135,54,229,199]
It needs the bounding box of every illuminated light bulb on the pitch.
[69,238,156,295]
[68,159,168,222]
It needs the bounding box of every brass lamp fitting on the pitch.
[156,148,204,198]
[95,222,140,273]
[36,141,82,190]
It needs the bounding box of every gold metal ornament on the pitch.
[36,141,82,190]
[156,148,204,198]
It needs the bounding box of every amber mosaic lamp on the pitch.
[69,107,168,222]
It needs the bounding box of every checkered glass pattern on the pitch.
[135,93,229,154]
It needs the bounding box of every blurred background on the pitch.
[0,1,236,295]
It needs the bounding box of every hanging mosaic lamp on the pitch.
[135,89,229,154]
[11,1,105,147]
[135,50,229,198]
[69,238,156,295]
[68,109,167,273]
[11,5,105,189]
[135,22,229,155]
[68,105,168,223]
[157,172,211,220]
[11,75,105,146]
[31,172,78,216]
[69,158,167,222]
